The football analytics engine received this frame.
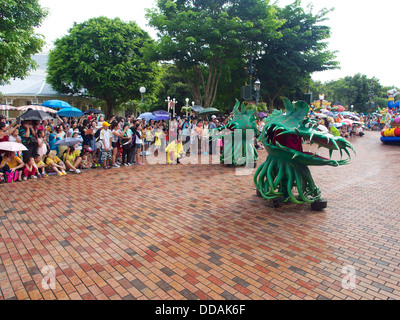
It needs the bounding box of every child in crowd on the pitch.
[34,153,47,178]
[81,150,93,169]
[23,156,38,180]
[48,133,59,155]
[45,150,67,176]
[37,129,48,159]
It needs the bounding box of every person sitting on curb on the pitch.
[34,153,47,178]
[63,146,82,174]
[45,150,67,176]
[0,151,24,182]
[23,156,38,180]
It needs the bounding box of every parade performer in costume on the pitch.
[212,99,259,167]
[255,98,355,209]
[165,137,184,164]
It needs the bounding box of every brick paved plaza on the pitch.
[0,131,399,300]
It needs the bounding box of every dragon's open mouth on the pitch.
[266,126,328,160]
[263,124,355,166]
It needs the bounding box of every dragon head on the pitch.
[261,98,355,167]
[227,99,258,134]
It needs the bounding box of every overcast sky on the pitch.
[36,0,400,87]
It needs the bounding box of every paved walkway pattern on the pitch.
[0,131,399,300]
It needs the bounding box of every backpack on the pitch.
[5,170,19,183]
[131,129,136,145]
[95,129,102,142]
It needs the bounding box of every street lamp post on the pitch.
[140,87,146,103]
[254,79,261,104]
[172,98,176,118]
[184,98,190,117]
[165,96,171,113]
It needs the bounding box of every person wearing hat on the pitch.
[99,121,113,169]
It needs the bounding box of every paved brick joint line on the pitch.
[0,132,400,300]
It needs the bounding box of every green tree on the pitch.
[257,0,339,111]
[0,0,48,85]
[319,74,382,113]
[146,0,282,108]
[155,64,192,114]
[46,17,160,119]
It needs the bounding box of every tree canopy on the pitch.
[46,16,160,118]
[146,0,283,109]
[256,0,339,110]
[310,74,385,113]
[0,0,48,85]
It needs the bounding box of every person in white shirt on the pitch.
[100,122,112,169]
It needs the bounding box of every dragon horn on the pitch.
[233,99,240,117]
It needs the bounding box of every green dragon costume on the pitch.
[255,98,355,207]
[217,99,259,166]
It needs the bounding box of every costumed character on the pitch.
[212,99,259,167]
[255,97,355,210]
[165,138,184,164]
[387,89,400,111]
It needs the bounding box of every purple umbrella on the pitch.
[154,114,170,121]
[153,110,170,116]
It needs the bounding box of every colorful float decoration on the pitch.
[381,89,400,144]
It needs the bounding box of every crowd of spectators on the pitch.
[0,111,242,183]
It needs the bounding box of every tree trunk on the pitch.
[180,58,223,108]
[105,95,115,120]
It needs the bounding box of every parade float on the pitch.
[255,97,355,210]
[381,89,400,144]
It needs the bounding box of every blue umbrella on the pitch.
[57,107,84,118]
[42,100,72,109]
[137,112,157,122]
[54,137,82,147]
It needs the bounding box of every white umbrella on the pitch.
[0,142,28,152]
[317,125,329,132]
[314,112,327,118]
[349,114,360,121]
[17,105,57,114]
[0,105,16,111]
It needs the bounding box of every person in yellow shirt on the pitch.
[63,146,82,174]
[45,150,67,176]
[165,137,184,165]
[34,153,47,178]
[0,151,24,181]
